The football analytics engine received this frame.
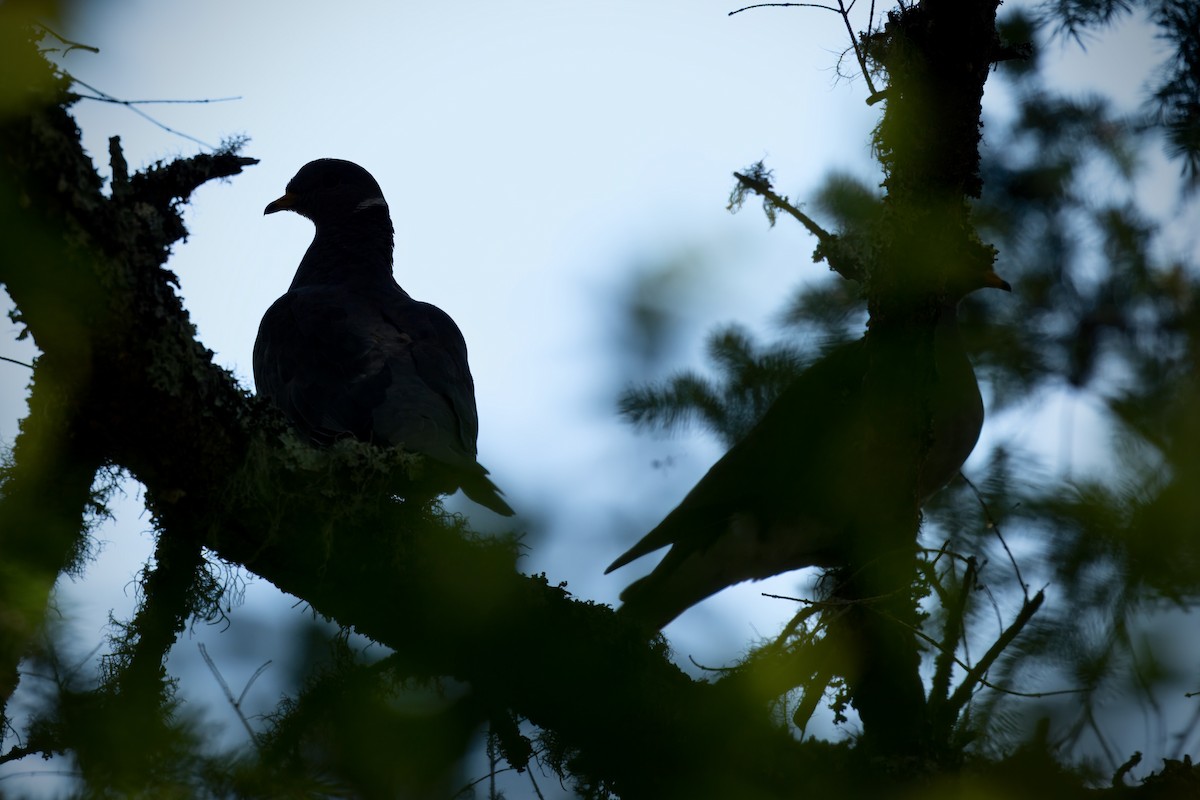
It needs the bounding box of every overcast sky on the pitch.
[0,1,1189,794]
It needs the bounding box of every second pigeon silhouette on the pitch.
[254,158,513,516]
[607,269,1010,627]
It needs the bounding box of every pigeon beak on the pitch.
[982,269,1012,292]
[264,191,298,215]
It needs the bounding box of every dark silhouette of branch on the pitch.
[198,644,267,746]
[961,472,1028,598]
[0,743,55,766]
[731,168,870,283]
[0,355,33,369]
[33,25,232,150]
[728,2,839,14]
[732,170,832,242]
[835,0,880,100]
[70,93,242,106]
[929,556,977,717]
[0,34,829,797]
[1113,751,1143,787]
[728,0,882,101]
[945,589,1046,718]
[34,24,99,56]
[68,75,229,151]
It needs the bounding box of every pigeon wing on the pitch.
[607,338,870,575]
[253,286,385,444]
[373,293,480,467]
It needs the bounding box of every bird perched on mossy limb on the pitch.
[606,268,1010,629]
[253,158,514,516]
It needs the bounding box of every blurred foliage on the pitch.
[1043,0,1200,186]
[621,0,1200,780]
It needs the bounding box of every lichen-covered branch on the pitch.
[0,30,828,798]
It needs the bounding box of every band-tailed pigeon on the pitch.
[607,270,1010,628]
[254,158,513,516]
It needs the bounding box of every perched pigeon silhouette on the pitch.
[254,158,513,516]
[607,270,1010,628]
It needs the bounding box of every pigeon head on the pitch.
[264,159,388,223]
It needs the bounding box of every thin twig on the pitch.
[0,355,34,369]
[34,24,99,55]
[930,557,978,710]
[452,764,521,798]
[0,743,55,766]
[733,172,833,244]
[689,654,738,673]
[527,766,547,800]
[0,769,83,783]
[919,545,978,569]
[729,2,838,15]
[34,25,231,156]
[66,76,221,150]
[761,589,899,607]
[945,589,1047,715]
[1087,705,1120,771]
[236,660,272,707]
[72,95,241,106]
[836,0,879,99]
[960,472,1028,598]
[756,589,1071,742]
[878,598,1078,700]
[768,601,824,652]
[198,643,263,745]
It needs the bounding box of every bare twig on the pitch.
[874,596,1078,701]
[761,590,897,607]
[728,0,884,102]
[65,76,226,150]
[960,473,1028,598]
[1087,705,1120,771]
[732,171,833,243]
[33,25,227,151]
[1112,751,1142,787]
[452,764,522,798]
[929,557,978,710]
[689,654,738,673]
[527,765,547,800]
[198,643,266,745]
[71,94,241,106]
[729,2,839,15]
[34,24,99,55]
[768,600,824,652]
[944,589,1046,716]
[237,660,272,708]
[0,743,55,766]
[0,768,83,783]
[0,355,33,370]
[835,0,879,99]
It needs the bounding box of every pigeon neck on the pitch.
[290,211,396,288]
[932,300,969,378]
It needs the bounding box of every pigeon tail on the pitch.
[616,511,841,629]
[459,470,515,517]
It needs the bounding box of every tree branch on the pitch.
[0,31,830,798]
